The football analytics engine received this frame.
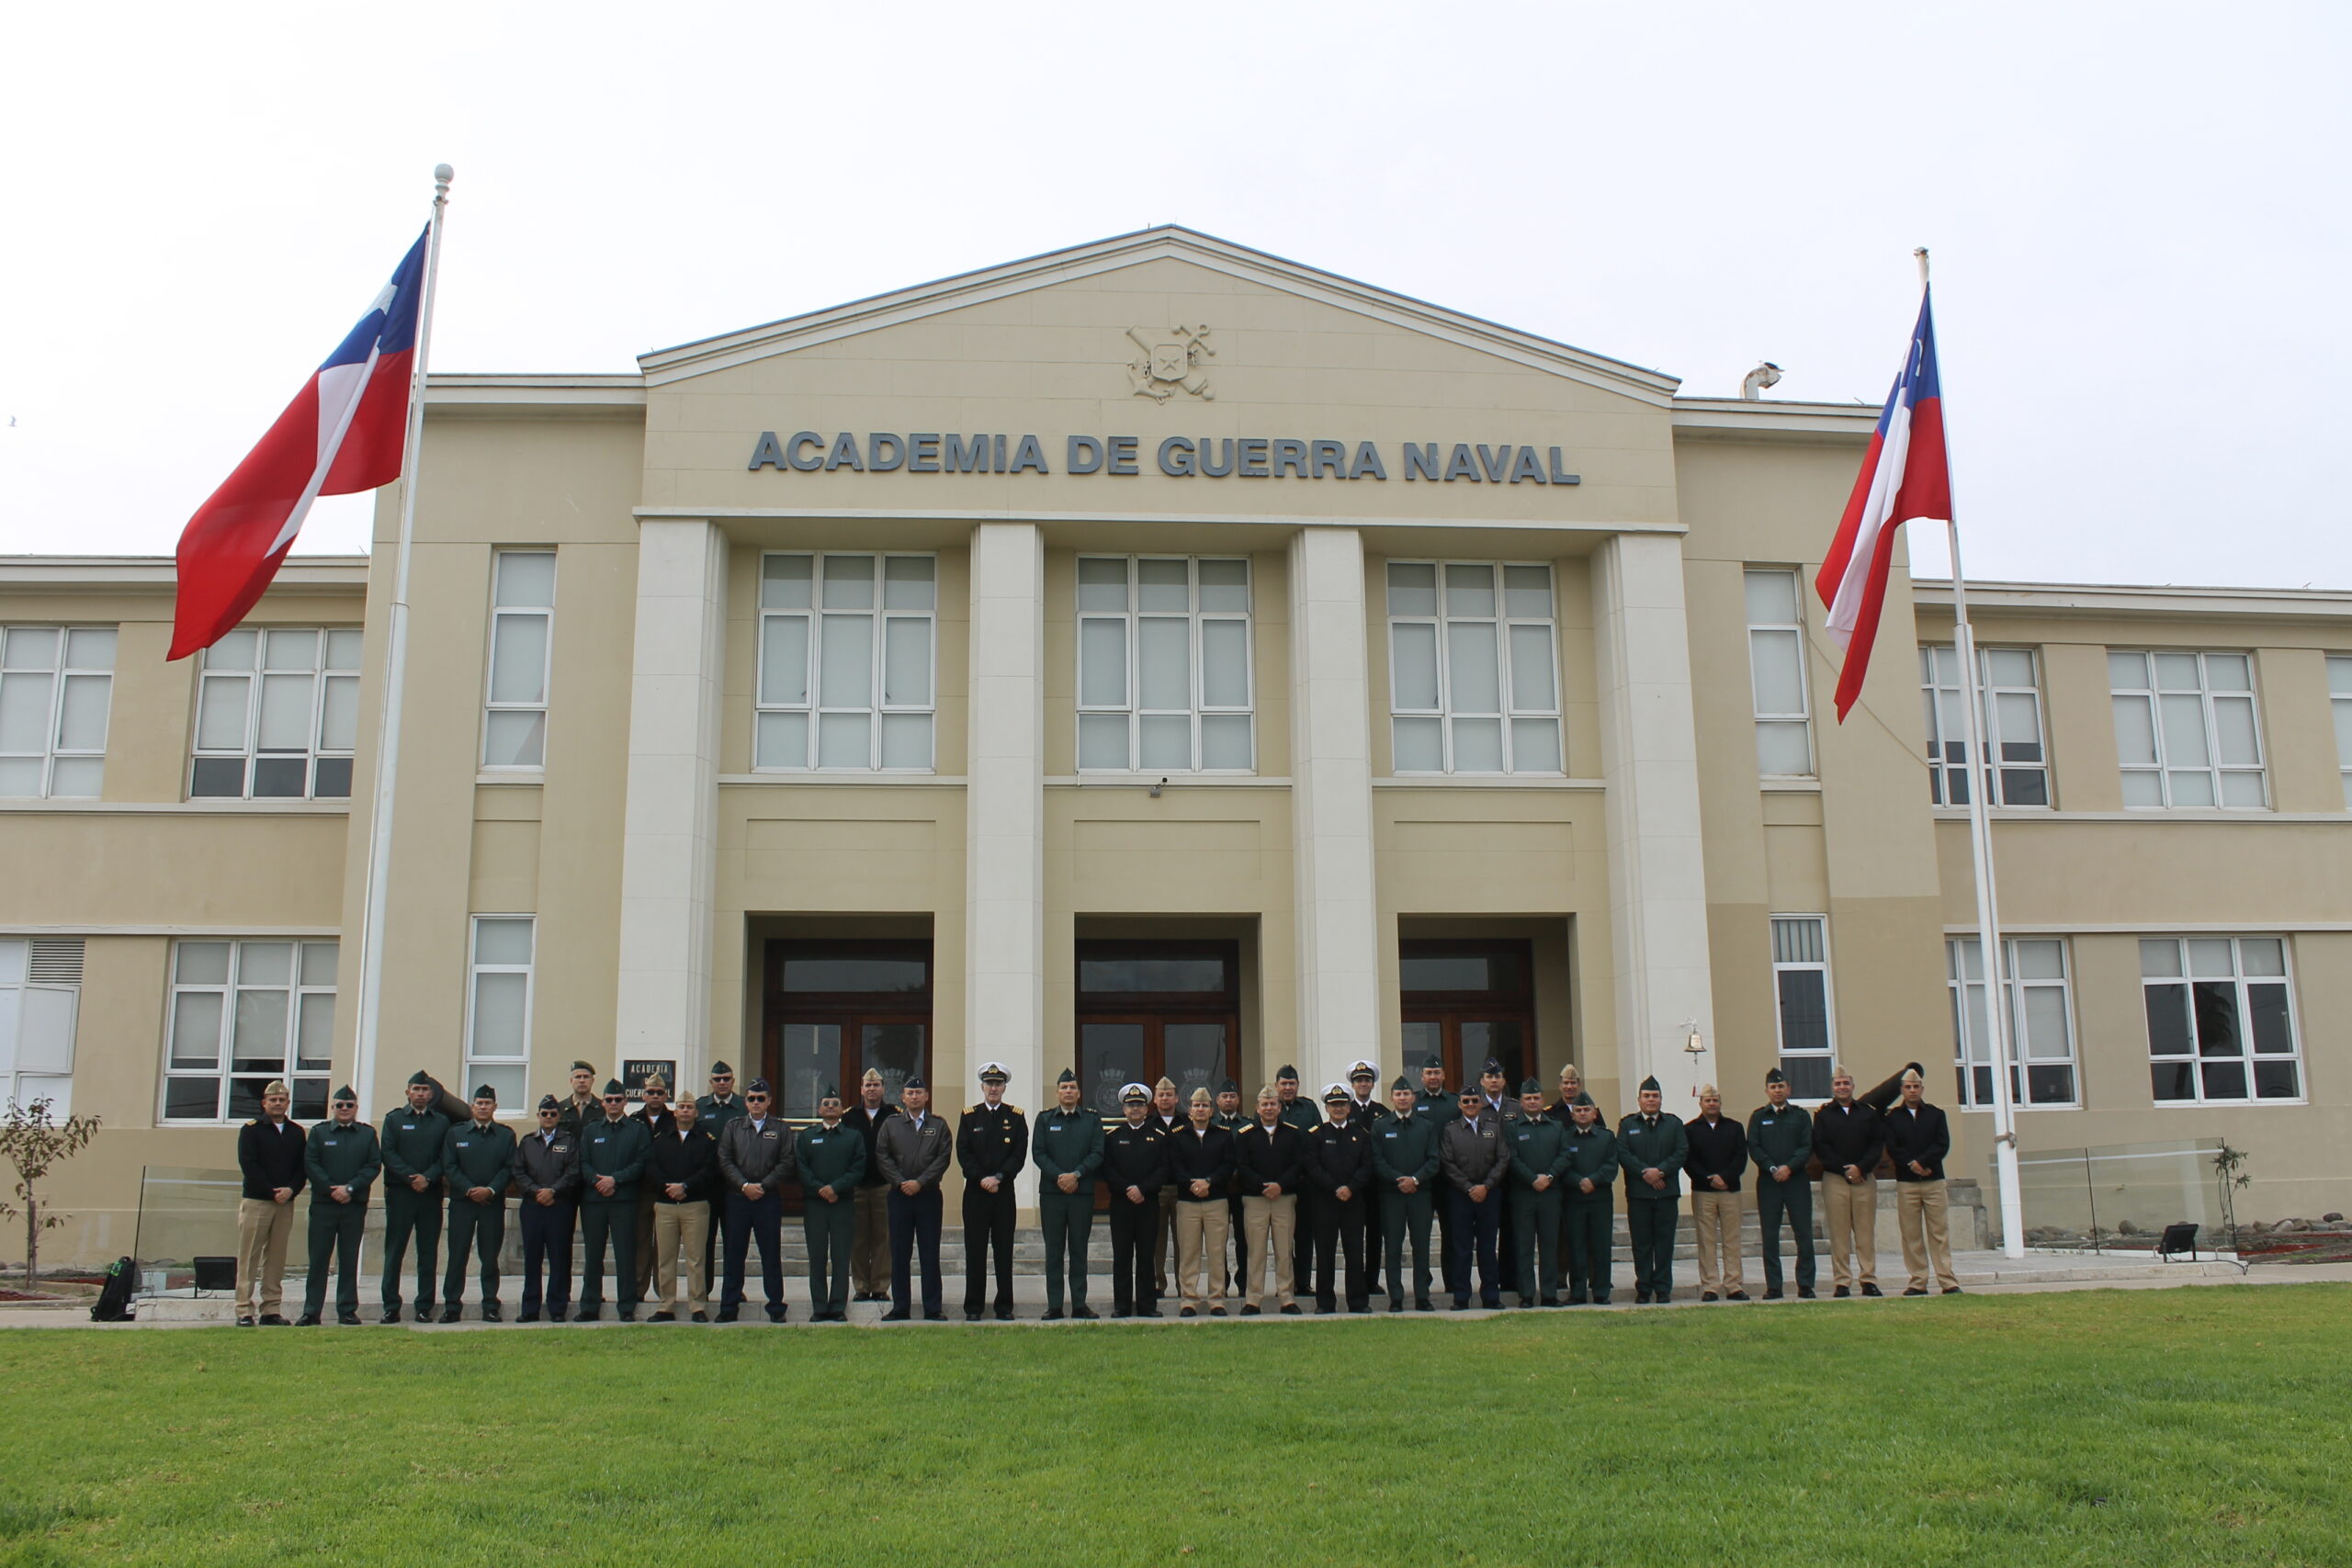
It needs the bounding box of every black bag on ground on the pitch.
[90,1256,135,1322]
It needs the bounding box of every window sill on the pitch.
[0,798,350,816]
[1931,808,2342,824]
[1758,778,1821,793]
[1374,775,1602,790]
[2148,1095,2307,1110]
[1052,774,1286,787]
[476,770,545,786]
[720,773,966,787]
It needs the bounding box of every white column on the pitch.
[965,523,1046,1110]
[1591,531,1716,1109]
[615,519,728,1084]
[1287,526,1383,1094]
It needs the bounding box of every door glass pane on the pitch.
[781,956,928,993]
[1162,1022,1227,1105]
[489,614,548,704]
[1079,1022,1146,1115]
[862,1023,924,1105]
[779,1022,838,1120]
[1401,954,1492,991]
[1080,619,1128,706]
[1462,1021,1525,1089]
[819,615,874,706]
[1079,957,1227,993]
[1391,623,1439,710]
[1402,1021,1442,1076]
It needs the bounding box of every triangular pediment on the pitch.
[637,227,1679,405]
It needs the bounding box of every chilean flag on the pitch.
[1815,288,1951,720]
[169,230,429,660]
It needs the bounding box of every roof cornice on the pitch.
[1670,398,1879,444]
[634,226,1683,404]
[0,556,369,593]
[1914,578,2352,621]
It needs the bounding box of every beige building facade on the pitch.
[4,229,2344,1263]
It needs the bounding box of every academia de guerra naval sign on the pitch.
[747,431,1580,486]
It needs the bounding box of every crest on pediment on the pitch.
[1126,323,1215,401]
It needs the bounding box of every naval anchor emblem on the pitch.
[1126,324,1215,401]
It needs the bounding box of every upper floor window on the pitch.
[757,553,936,772]
[2328,654,2352,809]
[2142,937,2301,1104]
[0,626,114,799]
[1948,936,2078,1108]
[1920,645,2049,807]
[1079,556,1253,772]
[163,939,336,1122]
[0,938,82,1116]
[483,550,556,769]
[192,628,360,799]
[1746,570,1813,778]
[2109,650,2265,808]
[465,916,535,1112]
[1385,561,1561,774]
[1769,915,1835,1098]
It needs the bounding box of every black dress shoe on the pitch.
[237,1315,256,1327]
[1632,1291,1650,1305]
[1861,1282,1884,1297]
[1208,1305,1227,1317]
[295,1314,321,1326]
[966,1310,985,1322]
[1180,1306,1196,1318]
[439,1306,463,1324]
[1138,1307,1162,1319]
[1798,1288,1816,1300]
[480,1304,502,1322]
[616,1310,636,1323]
[647,1311,676,1323]
[1450,1298,1469,1311]
[1414,1299,1434,1313]
[995,1306,1015,1322]
[714,1307,739,1323]
[1240,1303,1261,1316]
[691,1312,708,1323]
[1762,1289,1784,1301]
[1279,1303,1302,1315]
[1317,1303,1337,1315]
[924,1309,947,1321]
[1565,1294,1589,1306]
[1832,1286,1850,1300]
[1903,1287,1928,1297]
[1941,1286,1963,1295]
[1700,1292,1718,1303]
[1073,1305,1098,1321]
[882,1308,910,1322]
[767,1307,788,1323]
[380,1308,401,1325]
[1044,1308,1065,1321]
[259,1313,290,1326]
[1727,1291,1751,1302]
[337,1313,362,1325]
[1592,1294,1611,1305]
[1388,1300,1405,1313]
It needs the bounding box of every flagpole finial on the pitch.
[1914,246,1930,287]
[434,164,455,200]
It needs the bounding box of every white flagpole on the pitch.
[1918,247,2027,1259]
[351,164,453,1118]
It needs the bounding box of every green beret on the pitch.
[571,1060,594,1074]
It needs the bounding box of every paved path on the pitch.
[6,1252,2346,1331]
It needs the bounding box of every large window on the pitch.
[0,939,81,1115]
[465,917,534,1111]
[757,553,936,772]
[163,940,337,1122]
[2109,650,2266,808]
[192,628,361,799]
[483,550,556,769]
[1385,561,1561,774]
[1948,937,2077,1108]
[1078,556,1253,773]
[0,626,115,799]
[1770,916,1834,1098]
[1746,570,1814,778]
[2142,937,2301,1104]
[2329,655,2352,809]
[1920,645,2049,807]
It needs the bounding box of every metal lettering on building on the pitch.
[746,431,1578,485]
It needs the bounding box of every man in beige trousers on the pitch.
[1812,1066,1886,1297]
[1682,1085,1750,1303]
[234,1080,305,1326]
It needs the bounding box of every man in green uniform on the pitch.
[1748,1066,1817,1300]
[1414,1055,1462,1298]
[1558,1092,1617,1304]
[297,1086,379,1325]
[1033,1066,1105,1320]
[1506,1079,1568,1307]
[795,1085,865,1322]
[1617,1074,1688,1304]
[378,1070,450,1324]
[576,1079,652,1322]
[439,1084,516,1322]
[695,1060,746,1295]
[1373,1076,1438,1312]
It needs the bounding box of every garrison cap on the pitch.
[641,1073,668,1091]
[862,1067,885,1085]
[1057,1067,1078,1086]
[1190,1087,1214,1106]
[333,1084,357,1103]
[904,1075,927,1091]
[1391,1075,1412,1093]
[262,1078,289,1098]
[745,1077,773,1095]
[1900,1067,1924,1086]
[1557,1063,1582,1080]
[1276,1065,1299,1082]
[709,1060,734,1077]
[1420,1054,1443,1071]
[537,1094,560,1111]
[1764,1066,1788,1086]
[1639,1075,1662,1093]
[1481,1057,1505,1077]
[1457,1086,1483,1101]
[1571,1091,1596,1108]
[1322,1084,1350,1105]
[407,1070,434,1087]
[1349,1059,1377,1080]
[604,1079,627,1096]
[474,1084,498,1100]
[1520,1078,1543,1096]
[571,1060,594,1074]
[1699,1082,1720,1099]
[979,1062,1010,1084]
[815,1083,837,1101]
[1218,1078,1238,1095]
[1121,1083,1150,1105]
[1154,1076,1176,1093]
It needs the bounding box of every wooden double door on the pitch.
[1399,938,1536,1090]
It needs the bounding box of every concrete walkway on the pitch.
[5,1250,2346,1330]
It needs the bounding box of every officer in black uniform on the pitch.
[1212,1078,1248,1292]
[956,1061,1028,1322]
[1101,1082,1170,1318]
[1304,1083,1374,1313]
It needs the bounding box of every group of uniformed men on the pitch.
[232,1052,1963,1325]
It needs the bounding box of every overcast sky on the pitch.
[4,2,2345,589]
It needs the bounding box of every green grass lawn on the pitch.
[2,1285,2345,1567]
